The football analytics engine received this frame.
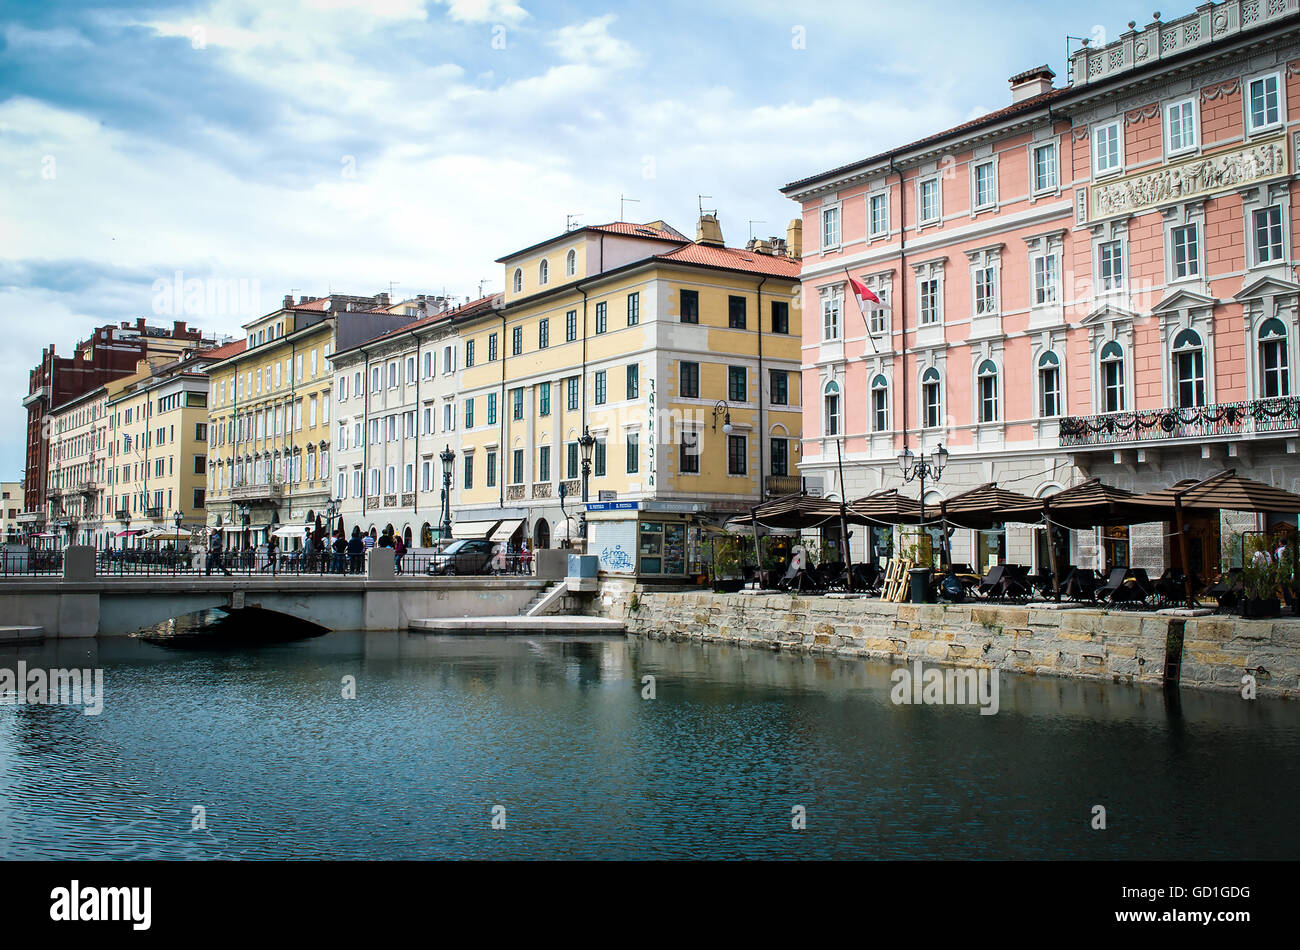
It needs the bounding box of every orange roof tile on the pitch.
[202,340,247,361]
[655,243,801,279]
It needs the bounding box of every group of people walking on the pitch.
[204,525,409,575]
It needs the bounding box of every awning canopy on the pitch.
[144,529,192,541]
[926,483,1039,530]
[999,478,1148,528]
[489,519,524,542]
[1128,469,1300,515]
[728,493,851,531]
[271,526,305,540]
[452,519,501,539]
[849,489,925,525]
[115,529,146,537]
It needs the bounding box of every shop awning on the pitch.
[115,529,146,537]
[271,525,308,540]
[489,519,524,542]
[452,520,501,538]
[144,529,191,541]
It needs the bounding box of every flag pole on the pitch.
[844,267,880,356]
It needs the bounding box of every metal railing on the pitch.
[1059,396,1300,447]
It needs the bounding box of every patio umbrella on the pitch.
[726,492,846,530]
[1127,469,1300,606]
[925,483,1038,530]
[848,489,925,525]
[998,478,1145,529]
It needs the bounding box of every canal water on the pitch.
[1,632,1296,860]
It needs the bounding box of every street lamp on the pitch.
[712,400,733,434]
[439,444,454,540]
[172,509,183,575]
[578,426,595,545]
[898,443,949,565]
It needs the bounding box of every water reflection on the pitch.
[0,633,1296,860]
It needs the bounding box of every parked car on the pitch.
[426,538,495,576]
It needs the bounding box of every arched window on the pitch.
[1172,328,1205,408]
[870,374,889,432]
[977,360,999,423]
[823,381,841,436]
[512,268,522,293]
[1260,317,1290,398]
[922,368,942,428]
[1038,351,1061,417]
[538,259,549,286]
[565,249,576,277]
[1100,341,1125,413]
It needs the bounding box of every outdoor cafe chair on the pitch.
[976,564,1007,599]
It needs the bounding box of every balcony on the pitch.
[766,475,803,498]
[143,507,162,520]
[230,482,284,503]
[114,510,130,521]
[1059,396,1300,449]
[78,481,97,496]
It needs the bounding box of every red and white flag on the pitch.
[847,274,883,309]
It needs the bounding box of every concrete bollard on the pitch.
[62,545,96,581]
[367,549,395,580]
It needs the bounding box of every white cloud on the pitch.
[435,0,529,25]
[548,14,638,67]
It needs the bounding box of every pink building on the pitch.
[782,0,1300,578]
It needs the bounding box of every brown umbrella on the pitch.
[999,478,1146,529]
[925,482,1038,530]
[727,492,846,530]
[849,489,925,525]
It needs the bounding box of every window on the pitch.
[371,366,380,392]
[977,360,999,423]
[1099,240,1124,291]
[728,295,746,329]
[626,364,639,399]
[512,387,523,421]
[1094,121,1122,175]
[1165,99,1197,155]
[404,463,414,493]
[486,392,497,425]
[565,249,576,277]
[627,292,639,326]
[566,376,579,411]
[466,340,475,367]
[512,268,522,293]
[974,266,997,314]
[538,318,549,349]
[423,352,432,378]
[770,370,788,406]
[672,361,697,401]
[1260,318,1290,398]
[680,289,699,324]
[869,193,888,236]
[443,404,453,431]
[538,259,549,286]
[538,445,551,482]
[1248,74,1281,132]
[487,333,497,361]
[821,288,841,340]
[771,301,789,334]
[1173,329,1206,409]
[594,439,606,477]
[625,433,638,474]
[727,435,747,475]
[919,178,939,223]
[1032,143,1057,193]
[1033,253,1058,305]
[1172,224,1199,279]
[870,375,889,432]
[770,438,788,477]
[512,448,524,485]
[566,442,578,479]
[463,454,474,490]
[1038,352,1061,417]
[973,162,996,209]
[679,429,700,474]
[594,371,607,406]
[1254,206,1283,265]
[922,368,942,428]
[539,383,551,417]
[821,205,840,247]
[1100,341,1125,413]
[512,326,522,356]
[728,366,747,402]
[486,451,497,488]
[566,310,577,342]
[443,346,453,374]
[385,465,396,494]
[919,278,939,325]
[595,302,607,334]
[464,398,474,429]
[823,381,841,436]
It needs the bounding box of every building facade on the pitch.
[783,0,1300,577]
[0,483,23,544]
[45,385,109,548]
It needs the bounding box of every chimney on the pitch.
[754,239,772,255]
[173,320,187,336]
[1009,65,1055,104]
[136,317,145,330]
[696,213,724,247]
[786,219,802,260]
[283,294,293,309]
[770,237,787,257]
[376,292,390,308]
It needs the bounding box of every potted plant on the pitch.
[1240,536,1283,619]
[711,536,745,593]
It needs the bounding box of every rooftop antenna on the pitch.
[478,278,492,298]
[748,220,767,241]
[698,195,715,216]
[388,281,400,300]
[566,213,582,231]
[619,195,639,221]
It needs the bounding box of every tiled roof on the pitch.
[335,294,499,354]
[202,340,247,361]
[587,221,690,242]
[655,243,801,279]
[289,298,332,310]
[781,86,1068,194]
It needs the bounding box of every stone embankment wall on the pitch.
[588,581,1299,700]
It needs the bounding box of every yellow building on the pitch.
[204,293,415,548]
[1,482,24,544]
[454,215,803,576]
[103,357,213,546]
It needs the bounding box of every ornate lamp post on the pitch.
[439,444,454,540]
[171,509,183,575]
[578,426,595,546]
[711,400,733,434]
[898,443,949,566]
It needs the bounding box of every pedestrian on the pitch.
[521,539,533,575]
[207,529,231,576]
[332,531,347,574]
[266,534,279,574]
[348,527,365,574]
[394,533,406,574]
[363,530,376,554]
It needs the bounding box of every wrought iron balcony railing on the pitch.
[766,475,803,497]
[230,482,284,503]
[1059,396,1300,448]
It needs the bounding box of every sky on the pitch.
[0,0,1160,481]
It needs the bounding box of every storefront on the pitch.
[586,501,703,579]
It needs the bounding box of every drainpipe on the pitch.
[499,310,507,510]
[361,343,371,520]
[755,275,768,502]
[409,325,423,516]
[890,160,909,456]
